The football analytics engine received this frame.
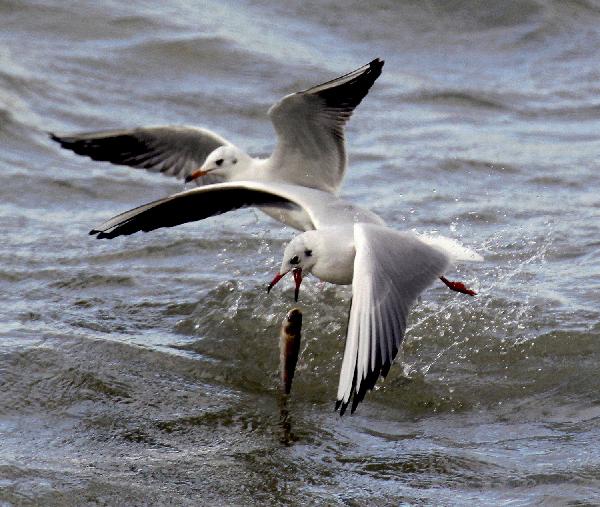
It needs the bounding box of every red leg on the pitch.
[440,276,477,296]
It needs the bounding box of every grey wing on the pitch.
[267,59,384,193]
[89,182,312,239]
[50,126,231,182]
[336,224,451,415]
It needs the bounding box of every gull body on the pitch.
[275,223,481,414]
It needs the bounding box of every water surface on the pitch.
[1,0,600,504]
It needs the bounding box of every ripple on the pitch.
[50,273,134,290]
[439,158,520,174]
[407,90,511,111]
[121,34,276,78]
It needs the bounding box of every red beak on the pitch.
[267,271,287,293]
[292,268,302,302]
[266,268,303,302]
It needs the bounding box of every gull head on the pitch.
[185,145,246,183]
[267,232,318,302]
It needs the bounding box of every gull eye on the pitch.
[215,159,224,166]
[232,158,237,164]
[304,249,312,257]
[289,255,300,265]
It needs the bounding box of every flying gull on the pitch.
[268,222,480,415]
[51,59,384,196]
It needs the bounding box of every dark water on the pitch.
[2,0,600,504]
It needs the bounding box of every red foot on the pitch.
[440,276,477,296]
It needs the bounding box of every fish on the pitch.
[279,308,302,395]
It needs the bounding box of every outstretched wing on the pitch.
[50,126,230,182]
[268,58,384,193]
[89,181,320,239]
[89,180,385,239]
[336,224,451,415]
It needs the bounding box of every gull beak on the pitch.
[267,268,302,301]
[184,165,210,183]
[292,268,302,302]
[267,271,288,293]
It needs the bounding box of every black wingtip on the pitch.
[370,58,385,70]
[335,398,351,417]
[364,58,384,79]
[339,401,348,417]
[89,229,109,239]
[48,132,66,146]
[350,394,361,414]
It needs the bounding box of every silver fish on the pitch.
[279,308,302,395]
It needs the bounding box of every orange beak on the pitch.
[184,166,210,183]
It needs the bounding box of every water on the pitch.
[2,0,600,504]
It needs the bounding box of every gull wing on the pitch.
[336,224,451,415]
[89,181,385,239]
[89,182,324,239]
[50,126,230,182]
[268,59,384,193]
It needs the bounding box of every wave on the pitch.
[50,273,135,290]
[397,0,600,33]
[439,158,520,174]
[521,103,600,120]
[405,90,512,111]
[120,34,276,77]
[403,89,600,122]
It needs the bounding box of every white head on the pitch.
[267,231,319,302]
[267,228,356,300]
[185,145,247,183]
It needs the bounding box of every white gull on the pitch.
[269,222,481,415]
[51,59,384,197]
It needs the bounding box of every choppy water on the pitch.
[2,0,600,504]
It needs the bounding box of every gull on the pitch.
[89,180,482,415]
[50,59,384,194]
[267,222,480,415]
